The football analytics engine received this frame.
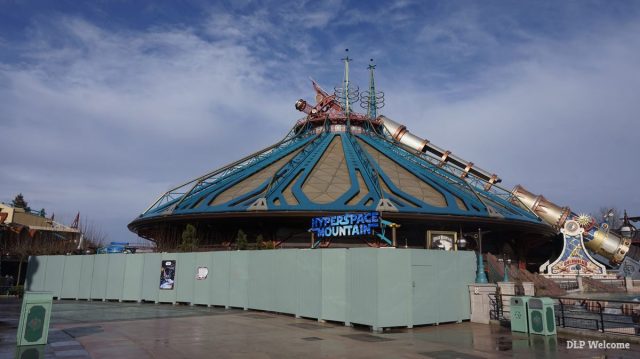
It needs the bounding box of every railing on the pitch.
[489,293,640,336]
[555,280,579,291]
[600,279,626,288]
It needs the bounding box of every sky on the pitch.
[1,0,639,244]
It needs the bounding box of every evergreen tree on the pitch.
[178,224,199,252]
[256,234,264,250]
[12,193,30,211]
[236,229,248,250]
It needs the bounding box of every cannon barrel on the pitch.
[510,185,634,264]
[378,115,500,185]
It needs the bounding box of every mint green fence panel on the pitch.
[91,255,109,300]
[437,251,474,322]
[77,255,95,299]
[321,249,348,322]
[176,253,196,303]
[248,251,273,311]
[43,256,65,298]
[158,253,178,304]
[410,250,475,325]
[297,250,322,319]
[348,249,378,327]
[122,254,144,301]
[193,252,212,305]
[377,250,411,328]
[25,256,48,291]
[60,255,82,299]
[228,251,248,309]
[106,254,126,300]
[210,252,230,306]
[411,260,438,325]
[272,250,298,314]
[141,253,161,302]
[25,249,476,329]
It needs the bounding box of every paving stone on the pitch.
[53,349,89,357]
[341,334,394,342]
[420,350,486,359]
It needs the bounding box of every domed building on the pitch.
[128,60,555,261]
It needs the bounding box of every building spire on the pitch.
[367,59,377,119]
[342,49,352,121]
[360,58,384,121]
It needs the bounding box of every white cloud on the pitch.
[2,2,639,245]
[384,21,640,214]
[0,15,301,243]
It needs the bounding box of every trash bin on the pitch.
[510,296,531,333]
[16,291,54,346]
[527,297,556,335]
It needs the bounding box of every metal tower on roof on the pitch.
[360,59,385,120]
[334,49,359,129]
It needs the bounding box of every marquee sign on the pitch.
[549,220,606,276]
[311,212,380,238]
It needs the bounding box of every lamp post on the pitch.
[498,254,511,282]
[456,237,467,251]
[307,229,315,248]
[620,210,637,240]
[475,228,488,284]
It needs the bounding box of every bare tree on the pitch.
[9,230,77,283]
[79,218,109,249]
[594,207,623,229]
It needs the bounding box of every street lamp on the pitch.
[498,254,512,282]
[457,237,467,250]
[475,228,489,284]
[619,210,637,239]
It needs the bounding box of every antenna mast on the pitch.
[360,58,385,120]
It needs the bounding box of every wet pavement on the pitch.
[1,297,640,358]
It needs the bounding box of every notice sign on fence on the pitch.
[160,260,176,290]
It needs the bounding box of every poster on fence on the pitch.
[160,260,176,290]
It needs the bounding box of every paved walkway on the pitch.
[2,297,640,358]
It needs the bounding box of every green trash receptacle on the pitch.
[16,291,54,346]
[527,297,556,336]
[510,296,531,333]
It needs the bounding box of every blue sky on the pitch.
[1,0,639,243]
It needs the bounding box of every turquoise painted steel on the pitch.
[26,249,476,328]
[475,252,489,284]
[133,128,542,225]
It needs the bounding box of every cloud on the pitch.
[0,15,300,243]
[384,20,640,214]
[1,1,639,245]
